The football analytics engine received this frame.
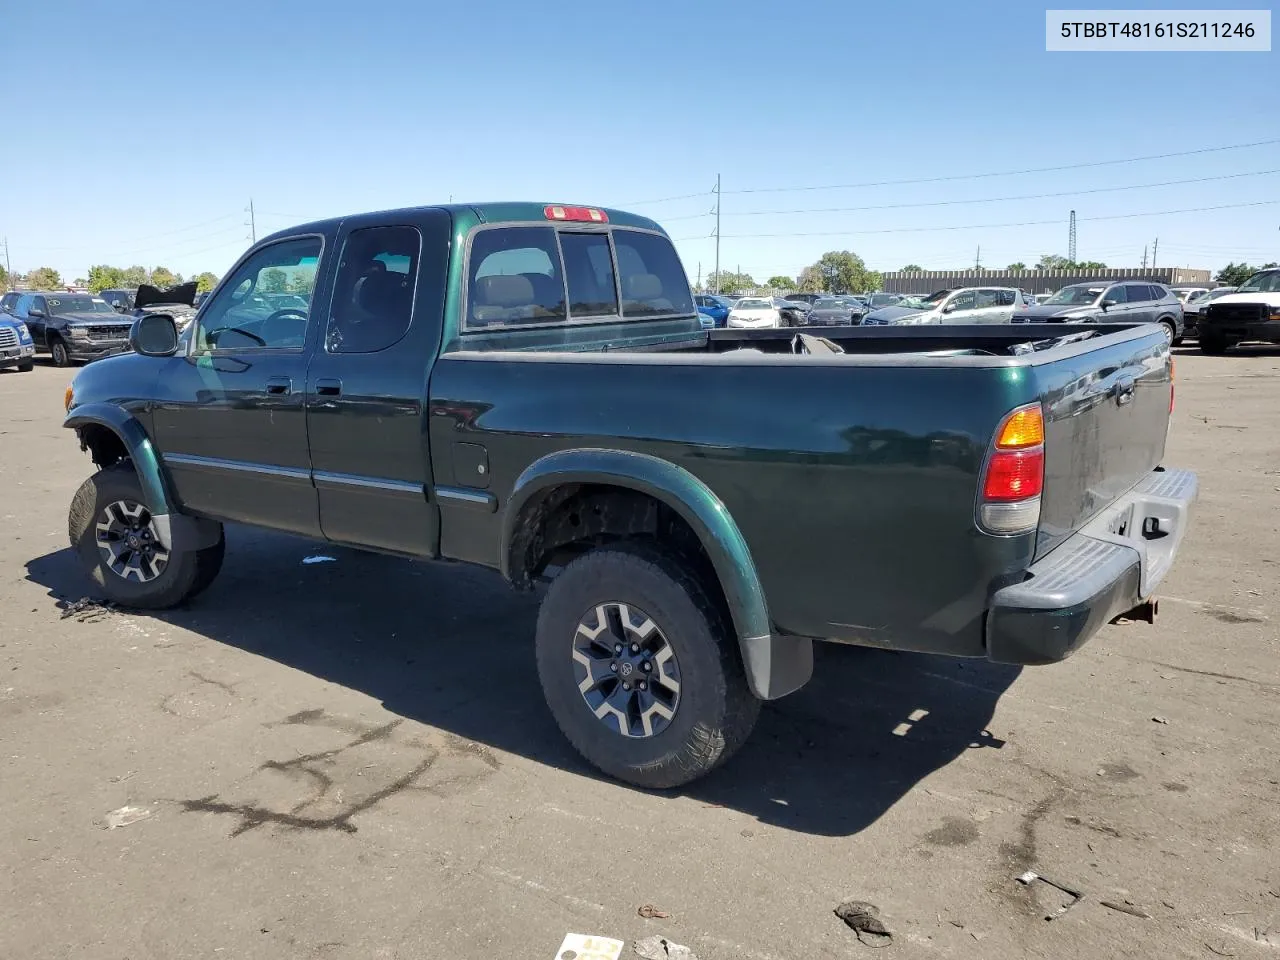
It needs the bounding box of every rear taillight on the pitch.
[978,402,1044,535]
[544,205,608,223]
[1169,357,1175,414]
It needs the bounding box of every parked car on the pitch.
[867,293,904,310]
[1180,286,1235,337]
[806,297,857,326]
[694,294,733,327]
[1015,281,1184,344]
[776,298,810,327]
[5,292,132,366]
[863,287,1024,325]
[60,200,1194,789]
[726,296,780,328]
[130,282,200,334]
[1170,286,1210,306]
[0,307,36,371]
[99,288,139,313]
[1197,268,1280,354]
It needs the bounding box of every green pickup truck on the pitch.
[61,202,1197,787]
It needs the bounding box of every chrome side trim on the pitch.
[313,470,423,495]
[434,485,498,512]
[162,452,311,482]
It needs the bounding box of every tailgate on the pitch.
[1032,329,1172,561]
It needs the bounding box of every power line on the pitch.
[19,212,241,252]
[693,199,1280,240]
[720,169,1280,218]
[629,137,1280,206]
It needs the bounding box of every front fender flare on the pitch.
[502,448,811,700]
[63,404,219,552]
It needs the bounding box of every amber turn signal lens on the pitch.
[64,385,74,412]
[995,406,1044,449]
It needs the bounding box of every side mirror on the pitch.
[941,303,956,314]
[1099,298,1116,310]
[130,313,179,357]
[27,306,45,318]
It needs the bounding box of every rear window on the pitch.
[465,225,693,329]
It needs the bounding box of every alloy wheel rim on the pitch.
[571,602,681,738]
[95,499,170,583]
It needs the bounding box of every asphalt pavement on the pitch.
[1,349,1277,959]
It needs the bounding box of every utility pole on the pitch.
[2,238,10,291]
[713,174,721,294]
[1141,245,1148,269]
[696,261,701,291]
[246,199,257,243]
[1151,237,1159,269]
[1068,210,1077,263]
[975,245,981,270]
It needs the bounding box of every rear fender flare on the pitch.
[502,448,811,700]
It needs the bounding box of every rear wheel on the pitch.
[49,337,71,368]
[1199,333,1229,355]
[68,463,225,609]
[1159,319,1176,345]
[535,543,760,789]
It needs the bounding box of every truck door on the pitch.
[148,234,328,536]
[304,210,452,556]
[1099,283,1130,324]
[21,296,48,346]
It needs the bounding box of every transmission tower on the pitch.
[1068,210,1077,263]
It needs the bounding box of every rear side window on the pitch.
[996,290,1016,306]
[468,226,566,327]
[1103,285,1128,304]
[327,225,422,354]
[612,231,695,318]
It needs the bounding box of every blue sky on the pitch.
[2,0,1277,285]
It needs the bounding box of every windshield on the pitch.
[1238,270,1280,293]
[46,296,115,316]
[870,294,899,306]
[814,299,843,309]
[1045,284,1104,305]
[736,298,772,310]
[1203,288,1236,300]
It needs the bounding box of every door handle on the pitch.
[266,376,292,395]
[1113,376,1136,406]
[315,378,342,396]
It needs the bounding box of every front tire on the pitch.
[1200,333,1229,355]
[535,543,760,789]
[49,337,71,368]
[68,464,225,609]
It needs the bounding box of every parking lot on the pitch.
[1,349,1277,960]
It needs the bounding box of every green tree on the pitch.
[259,268,288,293]
[1217,261,1279,286]
[899,263,924,272]
[1036,254,1071,270]
[285,268,316,294]
[864,270,883,294]
[87,265,126,293]
[1075,260,1107,270]
[797,266,824,293]
[26,266,63,290]
[706,269,755,293]
[766,275,794,290]
[149,266,182,288]
[118,265,147,287]
[194,271,220,293]
[1007,262,1027,271]
[0,263,8,290]
[813,250,874,293]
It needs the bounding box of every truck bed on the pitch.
[432,321,1173,656]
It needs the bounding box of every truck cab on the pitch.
[10,292,132,367]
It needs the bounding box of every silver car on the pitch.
[865,287,1024,325]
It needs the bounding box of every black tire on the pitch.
[1159,319,1176,345]
[1200,333,1229,355]
[535,542,761,789]
[17,360,34,372]
[68,463,225,609]
[49,337,71,368]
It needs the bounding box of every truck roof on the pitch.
[261,202,666,245]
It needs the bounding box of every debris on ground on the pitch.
[633,935,697,960]
[834,900,892,947]
[637,904,671,919]
[554,933,623,960]
[1016,870,1084,920]
[1100,900,1151,919]
[103,805,152,829]
[1152,716,1169,724]
[302,555,337,565]
[58,597,115,623]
